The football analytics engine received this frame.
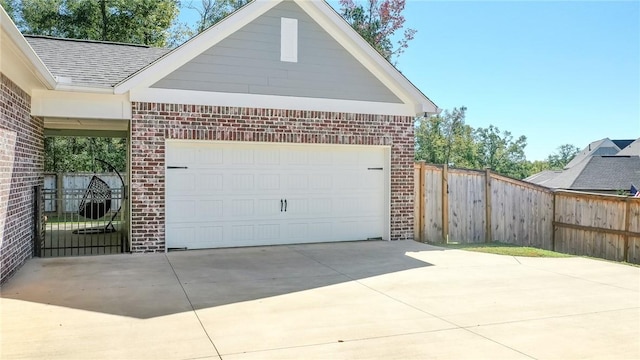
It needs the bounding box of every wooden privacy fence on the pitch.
[414,162,640,264]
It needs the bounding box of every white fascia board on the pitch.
[297,0,438,116]
[114,0,282,94]
[130,88,417,117]
[0,7,56,89]
[53,84,115,94]
[31,89,131,120]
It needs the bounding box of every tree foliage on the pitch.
[416,108,535,179]
[45,137,126,173]
[415,107,477,168]
[339,0,416,63]
[3,0,179,47]
[188,0,250,33]
[546,144,579,170]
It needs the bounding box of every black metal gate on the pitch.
[39,179,127,257]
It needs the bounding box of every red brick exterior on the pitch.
[0,74,44,284]
[130,103,414,252]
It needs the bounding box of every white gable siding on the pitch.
[151,1,401,103]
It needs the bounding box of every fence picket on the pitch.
[414,164,640,264]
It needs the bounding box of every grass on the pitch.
[435,241,572,258]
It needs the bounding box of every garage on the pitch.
[165,141,390,249]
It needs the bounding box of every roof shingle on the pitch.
[25,35,170,88]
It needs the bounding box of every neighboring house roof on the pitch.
[564,138,620,169]
[25,35,170,88]
[612,139,635,151]
[572,156,640,190]
[617,138,640,156]
[526,155,640,191]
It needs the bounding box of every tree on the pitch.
[547,144,579,170]
[339,0,416,63]
[415,106,477,168]
[4,0,179,47]
[474,125,529,179]
[188,0,250,33]
[45,137,126,173]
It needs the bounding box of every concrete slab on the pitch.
[221,329,532,360]
[0,298,217,360]
[471,308,640,360]
[1,240,639,360]
[195,280,455,355]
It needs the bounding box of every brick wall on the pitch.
[131,103,414,252]
[0,74,44,284]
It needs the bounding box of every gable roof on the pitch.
[113,0,438,115]
[572,156,640,190]
[612,139,635,151]
[526,155,640,191]
[564,138,620,169]
[617,138,640,156]
[25,35,170,88]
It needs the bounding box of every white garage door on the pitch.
[165,141,389,250]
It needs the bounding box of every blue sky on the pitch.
[180,1,640,161]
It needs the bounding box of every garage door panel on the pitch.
[310,175,332,190]
[231,148,255,165]
[231,199,255,216]
[255,148,280,165]
[197,173,223,191]
[256,174,281,190]
[256,198,283,216]
[166,141,387,249]
[231,173,255,191]
[166,199,197,222]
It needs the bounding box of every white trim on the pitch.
[53,84,115,94]
[32,89,131,120]
[384,146,391,241]
[130,87,416,116]
[280,17,298,63]
[0,7,56,89]
[114,0,282,93]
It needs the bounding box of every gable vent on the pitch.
[281,17,298,63]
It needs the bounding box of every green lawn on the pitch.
[435,241,572,258]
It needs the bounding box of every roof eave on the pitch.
[1,7,57,89]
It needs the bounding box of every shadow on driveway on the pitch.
[1,240,436,319]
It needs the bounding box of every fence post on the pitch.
[624,197,631,262]
[418,161,426,242]
[56,172,63,218]
[442,164,449,244]
[485,168,492,243]
[551,192,557,251]
[33,185,42,257]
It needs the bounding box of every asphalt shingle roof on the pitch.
[572,156,640,190]
[618,138,640,156]
[25,35,170,88]
[526,155,640,191]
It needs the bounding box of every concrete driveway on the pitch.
[1,240,639,359]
